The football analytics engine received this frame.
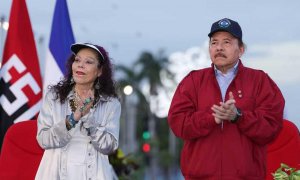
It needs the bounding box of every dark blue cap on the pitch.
[208,18,242,40]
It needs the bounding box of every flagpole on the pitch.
[37,35,45,78]
[0,15,9,66]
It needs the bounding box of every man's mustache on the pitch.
[215,53,227,58]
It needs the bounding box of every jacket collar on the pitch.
[211,59,245,74]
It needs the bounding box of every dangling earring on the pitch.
[70,77,74,85]
[95,78,100,90]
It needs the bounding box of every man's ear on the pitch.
[239,46,245,58]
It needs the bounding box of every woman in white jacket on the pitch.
[36,43,121,180]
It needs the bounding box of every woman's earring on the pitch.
[95,79,100,90]
[70,77,74,84]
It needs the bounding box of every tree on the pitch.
[134,50,175,179]
[115,50,176,179]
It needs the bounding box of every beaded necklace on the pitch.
[69,90,94,113]
[69,89,82,113]
[69,98,77,113]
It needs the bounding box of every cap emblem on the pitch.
[218,19,231,28]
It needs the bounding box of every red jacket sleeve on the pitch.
[168,73,218,140]
[237,73,285,145]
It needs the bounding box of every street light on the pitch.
[0,17,9,30]
[123,85,133,96]
[120,84,136,154]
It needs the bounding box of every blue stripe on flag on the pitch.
[49,0,75,75]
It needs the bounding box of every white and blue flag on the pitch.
[43,0,75,91]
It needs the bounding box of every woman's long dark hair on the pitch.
[50,45,118,103]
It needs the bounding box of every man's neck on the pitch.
[214,61,239,74]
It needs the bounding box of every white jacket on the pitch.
[35,89,121,180]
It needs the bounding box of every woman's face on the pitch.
[72,48,102,88]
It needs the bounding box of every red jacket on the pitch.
[168,61,285,180]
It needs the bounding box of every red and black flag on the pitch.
[0,0,42,150]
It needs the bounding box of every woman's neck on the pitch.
[74,85,92,96]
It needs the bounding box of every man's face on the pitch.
[209,31,244,73]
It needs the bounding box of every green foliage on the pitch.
[156,117,180,168]
[272,163,300,180]
[156,117,169,149]
[158,149,173,168]
[109,149,140,179]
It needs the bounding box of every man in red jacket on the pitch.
[168,18,285,180]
